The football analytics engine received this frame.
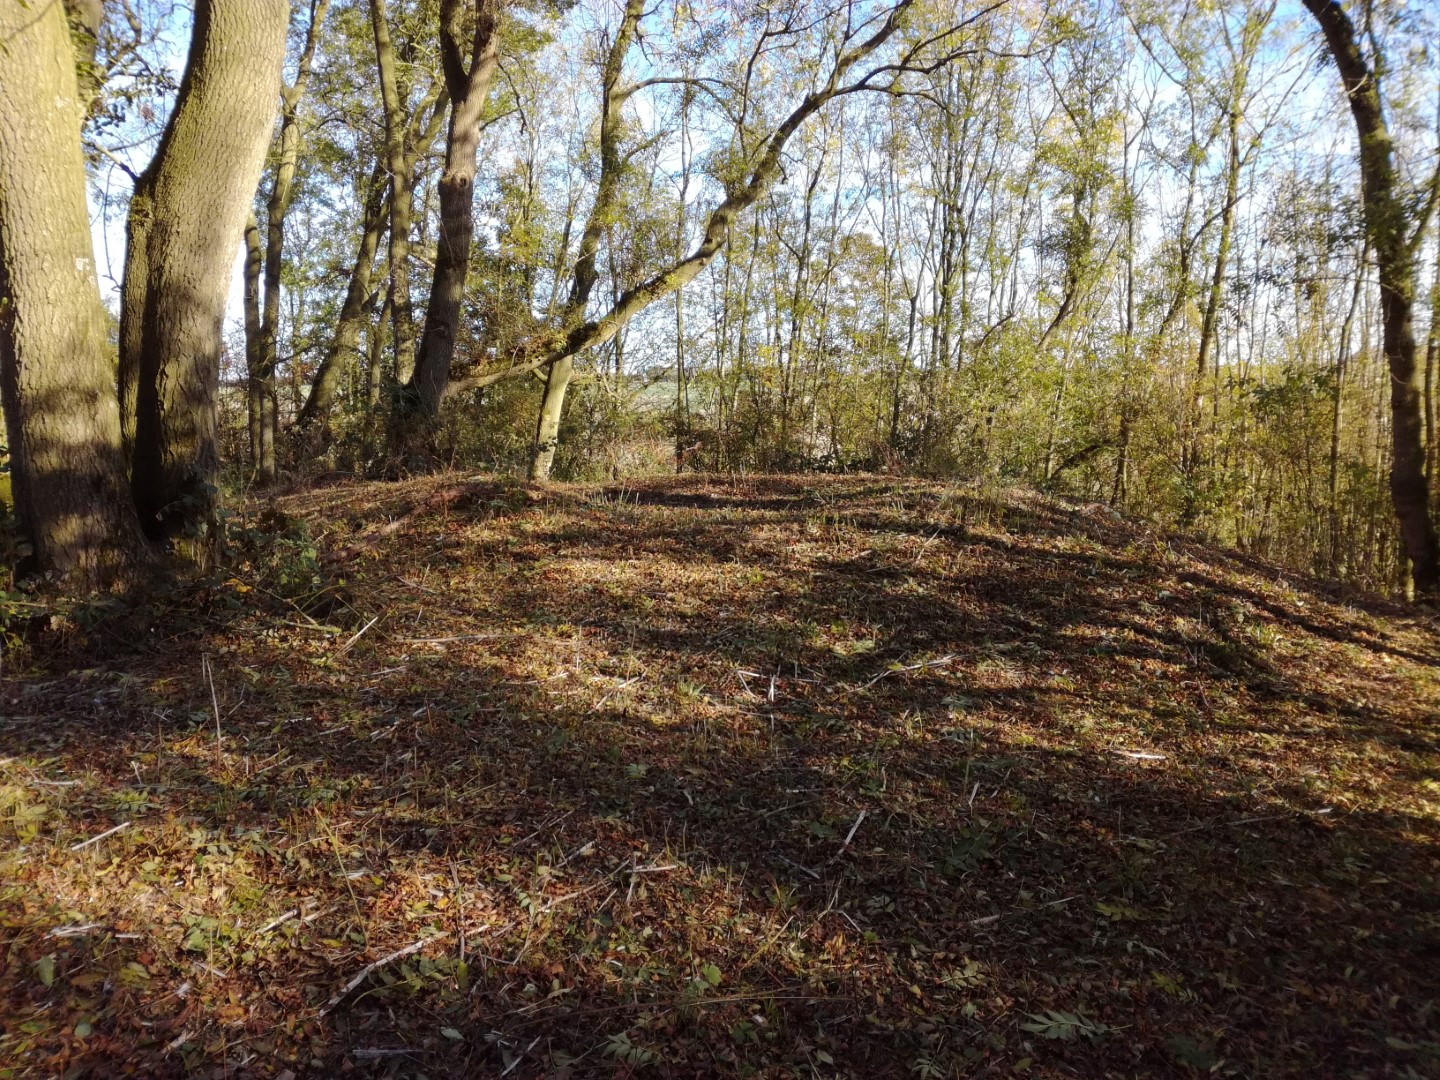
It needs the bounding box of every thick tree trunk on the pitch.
[121,0,289,546]
[295,162,390,452]
[404,0,502,428]
[1303,0,1440,596]
[0,0,149,588]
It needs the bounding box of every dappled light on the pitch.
[2,475,1436,1076]
[3,0,1440,1075]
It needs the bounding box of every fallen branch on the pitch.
[70,820,130,851]
[318,935,442,1017]
[830,809,867,863]
[860,654,956,691]
[970,894,1076,926]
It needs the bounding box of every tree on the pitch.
[444,0,1004,479]
[0,0,148,587]
[1302,0,1440,595]
[293,160,391,452]
[370,0,425,389]
[120,0,291,545]
[402,0,503,431]
[250,0,333,485]
[528,0,645,480]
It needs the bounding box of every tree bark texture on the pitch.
[120,0,289,543]
[406,0,502,422]
[0,0,148,587]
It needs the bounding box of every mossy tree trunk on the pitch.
[120,0,289,547]
[0,0,149,588]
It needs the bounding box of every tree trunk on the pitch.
[295,160,390,452]
[368,292,392,413]
[253,0,330,485]
[1304,0,1440,596]
[528,0,644,479]
[121,0,289,546]
[404,0,502,427]
[0,0,149,588]
[530,353,574,480]
[243,211,264,472]
[371,0,420,386]
[1427,222,1440,493]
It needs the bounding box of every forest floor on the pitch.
[1,473,1438,1079]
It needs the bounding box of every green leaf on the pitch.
[1020,1009,1111,1040]
[35,954,56,987]
[701,963,722,986]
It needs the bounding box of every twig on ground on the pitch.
[204,655,222,769]
[319,935,442,1017]
[830,809,867,862]
[970,894,1076,926]
[333,616,381,658]
[777,854,821,880]
[48,923,105,937]
[70,820,130,851]
[164,1030,193,1053]
[258,909,299,934]
[861,654,956,691]
[499,1035,542,1076]
[404,633,505,645]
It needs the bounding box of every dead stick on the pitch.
[204,655,222,770]
[70,820,130,851]
[830,809,867,862]
[319,935,442,1016]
